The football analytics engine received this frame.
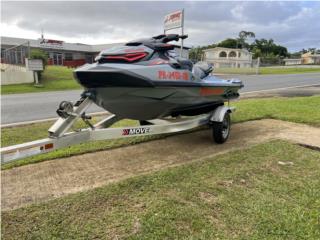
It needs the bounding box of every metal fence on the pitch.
[212,58,261,75]
[1,41,30,66]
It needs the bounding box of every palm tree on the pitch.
[238,31,256,48]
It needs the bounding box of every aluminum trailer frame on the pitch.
[1,97,235,164]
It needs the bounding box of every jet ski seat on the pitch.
[176,58,193,71]
[193,62,213,79]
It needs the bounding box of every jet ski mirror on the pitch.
[179,34,188,40]
[163,34,188,43]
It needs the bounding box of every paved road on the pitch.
[2,73,319,124]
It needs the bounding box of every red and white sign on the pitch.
[164,10,184,31]
[39,38,64,49]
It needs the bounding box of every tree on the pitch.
[250,38,288,58]
[288,52,301,59]
[30,49,48,80]
[238,30,255,48]
[299,48,308,54]
[30,49,48,66]
[217,38,238,48]
[189,46,203,62]
[308,48,316,54]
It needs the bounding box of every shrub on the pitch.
[30,49,48,80]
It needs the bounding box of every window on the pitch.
[1,48,5,58]
[64,53,73,61]
[219,51,227,58]
[229,51,237,58]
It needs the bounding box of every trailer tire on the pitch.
[212,112,230,144]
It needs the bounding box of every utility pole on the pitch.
[180,9,184,57]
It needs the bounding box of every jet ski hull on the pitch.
[75,63,243,120]
[89,84,240,120]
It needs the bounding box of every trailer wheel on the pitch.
[212,112,231,144]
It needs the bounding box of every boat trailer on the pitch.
[1,97,235,164]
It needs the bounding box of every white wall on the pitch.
[1,71,34,85]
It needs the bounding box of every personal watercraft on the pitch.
[1,35,245,162]
[74,34,243,120]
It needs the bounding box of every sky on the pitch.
[1,1,320,52]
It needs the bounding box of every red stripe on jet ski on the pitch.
[104,52,148,62]
[200,87,224,96]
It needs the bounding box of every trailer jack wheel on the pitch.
[212,112,230,144]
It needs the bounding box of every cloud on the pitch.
[1,1,319,51]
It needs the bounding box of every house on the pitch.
[301,52,320,64]
[284,51,320,65]
[203,47,252,68]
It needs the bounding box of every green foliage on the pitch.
[232,95,320,126]
[217,38,239,48]
[238,30,256,39]
[30,49,49,80]
[189,47,203,62]
[30,49,48,66]
[250,38,288,58]
[288,51,301,59]
[238,30,255,48]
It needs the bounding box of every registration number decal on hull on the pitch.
[158,71,189,80]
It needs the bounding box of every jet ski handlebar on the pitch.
[153,34,188,43]
[126,34,188,47]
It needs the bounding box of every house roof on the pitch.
[1,36,120,53]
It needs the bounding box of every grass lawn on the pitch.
[2,140,320,239]
[233,95,320,126]
[1,66,80,94]
[259,67,320,75]
[2,95,320,170]
[214,66,320,75]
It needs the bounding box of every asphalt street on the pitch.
[1,72,320,124]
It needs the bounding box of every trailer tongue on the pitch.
[1,96,235,164]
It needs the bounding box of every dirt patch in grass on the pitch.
[2,119,320,211]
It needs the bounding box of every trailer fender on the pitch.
[210,106,235,122]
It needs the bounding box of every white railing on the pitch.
[0,63,27,72]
